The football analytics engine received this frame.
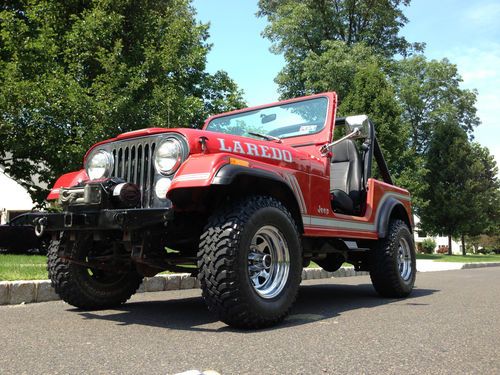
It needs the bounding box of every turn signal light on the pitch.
[229,158,250,167]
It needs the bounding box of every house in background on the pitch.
[0,166,34,224]
[413,215,462,255]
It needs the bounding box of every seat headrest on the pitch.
[331,139,358,163]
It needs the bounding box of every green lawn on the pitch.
[0,254,340,281]
[0,254,48,281]
[3,253,497,281]
[416,253,500,262]
[0,254,180,281]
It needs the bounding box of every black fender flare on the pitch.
[212,164,288,186]
[212,164,304,230]
[376,196,411,238]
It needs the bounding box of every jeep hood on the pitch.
[84,127,321,169]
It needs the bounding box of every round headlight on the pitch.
[86,150,113,180]
[154,138,182,175]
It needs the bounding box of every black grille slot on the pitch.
[109,138,156,208]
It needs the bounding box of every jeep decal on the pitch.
[217,138,293,162]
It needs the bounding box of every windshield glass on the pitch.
[206,97,329,139]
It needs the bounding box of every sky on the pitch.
[192,0,500,167]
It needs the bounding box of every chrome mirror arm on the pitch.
[320,128,360,156]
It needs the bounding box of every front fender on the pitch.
[47,170,89,201]
[167,154,305,230]
[212,163,289,186]
[167,154,230,195]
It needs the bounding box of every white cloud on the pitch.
[465,2,500,25]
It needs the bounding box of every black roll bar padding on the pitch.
[335,117,346,126]
[373,136,393,185]
[364,119,375,187]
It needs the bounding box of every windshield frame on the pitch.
[203,94,334,143]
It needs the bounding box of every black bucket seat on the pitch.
[330,139,363,215]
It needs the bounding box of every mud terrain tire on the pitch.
[198,196,302,329]
[370,219,416,297]
[47,235,143,309]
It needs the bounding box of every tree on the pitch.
[420,122,471,254]
[457,143,500,254]
[419,123,500,255]
[389,56,481,214]
[336,61,411,179]
[393,56,480,154]
[468,234,500,253]
[0,0,245,205]
[258,0,422,98]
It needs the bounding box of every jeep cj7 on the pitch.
[8,92,416,328]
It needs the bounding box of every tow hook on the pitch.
[34,217,47,237]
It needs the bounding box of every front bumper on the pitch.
[12,207,173,233]
[8,178,174,235]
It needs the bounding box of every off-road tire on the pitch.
[198,196,302,329]
[47,235,143,309]
[370,219,416,297]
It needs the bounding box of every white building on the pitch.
[413,215,462,255]
[0,167,34,224]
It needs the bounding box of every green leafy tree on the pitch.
[393,56,480,154]
[0,0,245,205]
[258,0,422,98]
[421,238,436,254]
[301,41,380,100]
[420,122,478,255]
[456,143,500,254]
[338,63,411,179]
[468,234,500,253]
[390,56,480,213]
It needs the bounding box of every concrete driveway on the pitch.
[1,267,499,374]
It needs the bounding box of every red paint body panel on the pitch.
[47,170,88,200]
[48,91,413,241]
[302,178,411,239]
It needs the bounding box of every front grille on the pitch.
[109,138,156,208]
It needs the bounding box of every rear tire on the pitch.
[197,196,302,329]
[47,234,143,309]
[370,219,416,298]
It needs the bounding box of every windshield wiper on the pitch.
[247,132,282,143]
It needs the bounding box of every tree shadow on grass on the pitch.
[76,282,438,333]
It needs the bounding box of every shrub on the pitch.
[416,242,424,253]
[421,239,437,254]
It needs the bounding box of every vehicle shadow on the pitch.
[76,282,437,333]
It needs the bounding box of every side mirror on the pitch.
[345,115,369,139]
[320,114,370,156]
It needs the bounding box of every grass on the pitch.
[416,253,500,263]
[3,252,497,281]
[0,254,48,281]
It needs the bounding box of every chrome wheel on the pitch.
[248,225,290,299]
[397,237,412,281]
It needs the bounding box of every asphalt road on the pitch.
[1,268,499,375]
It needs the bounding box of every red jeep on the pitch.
[17,92,416,328]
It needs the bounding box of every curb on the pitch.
[461,262,500,269]
[0,267,369,306]
[1,262,498,306]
